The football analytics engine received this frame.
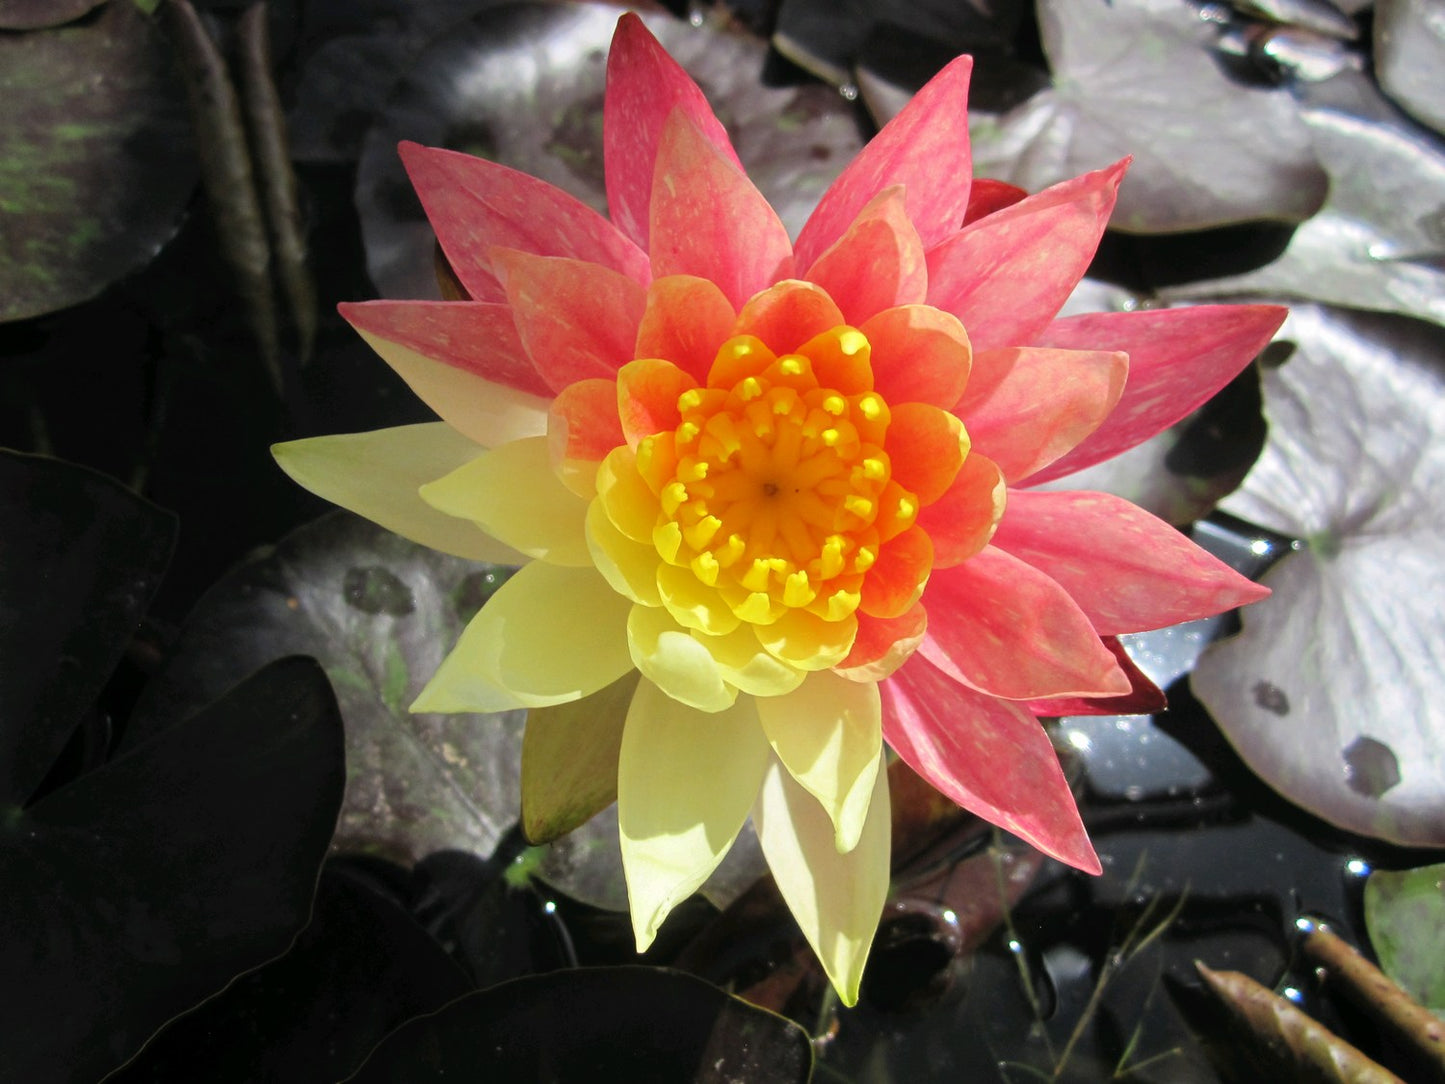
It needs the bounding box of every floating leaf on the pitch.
[0,450,175,805]
[356,3,862,299]
[0,0,196,320]
[1375,0,1445,135]
[107,865,470,1084]
[1365,864,1445,1017]
[968,0,1327,232]
[346,966,813,1082]
[1176,79,1445,326]
[0,0,108,30]
[0,657,346,1084]
[131,510,525,866]
[1193,303,1445,847]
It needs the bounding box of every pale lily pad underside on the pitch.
[1193,303,1445,847]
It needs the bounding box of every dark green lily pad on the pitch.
[0,0,196,320]
[130,510,526,867]
[108,864,472,1083]
[346,966,813,1082]
[968,0,1327,233]
[0,0,108,29]
[0,448,174,807]
[1364,863,1445,1015]
[0,656,346,1084]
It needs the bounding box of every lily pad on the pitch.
[131,510,525,867]
[967,0,1327,233]
[1364,863,1445,1015]
[1375,0,1445,135]
[0,656,346,1084]
[1176,78,1445,326]
[0,0,196,320]
[356,2,862,299]
[1192,302,1445,847]
[107,865,472,1083]
[346,966,813,1082]
[0,0,108,30]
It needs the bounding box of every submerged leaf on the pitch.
[1193,303,1445,846]
[1194,962,1406,1082]
[967,0,1326,232]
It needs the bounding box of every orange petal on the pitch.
[859,304,971,411]
[956,346,1127,483]
[733,280,845,356]
[617,358,697,446]
[549,379,624,497]
[634,275,737,383]
[884,401,967,505]
[917,452,1006,568]
[494,248,647,391]
[794,326,873,396]
[803,187,926,325]
[649,112,794,309]
[860,526,932,619]
[834,601,927,681]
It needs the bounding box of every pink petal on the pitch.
[802,187,926,325]
[399,142,649,304]
[733,280,844,355]
[635,275,737,383]
[339,299,551,398]
[1027,304,1288,485]
[605,13,745,252]
[881,654,1099,873]
[1027,636,1166,718]
[649,112,795,309]
[956,347,1127,483]
[859,304,971,411]
[794,56,974,270]
[962,178,1027,226]
[493,249,647,392]
[926,160,1128,353]
[920,545,1131,700]
[990,489,1270,635]
[550,378,624,478]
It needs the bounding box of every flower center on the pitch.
[639,329,918,628]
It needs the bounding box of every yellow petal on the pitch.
[354,327,549,447]
[619,679,770,949]
[700,625,806,698]
[754,751,891,1007]
[597,445,662,543]
[756,671,882,853]
[656,562,741,637]
[421,436,590,566]
[522,669,640,843]
[626,606,737,713]
[754,607,858,670]
[586,498,663,606]
[412,563,632,712]
[272,424,525,564]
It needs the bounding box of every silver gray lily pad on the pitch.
[967,0,1327,233]
[1192,302,1445,848]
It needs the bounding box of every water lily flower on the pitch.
[274,14,1281,1004]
